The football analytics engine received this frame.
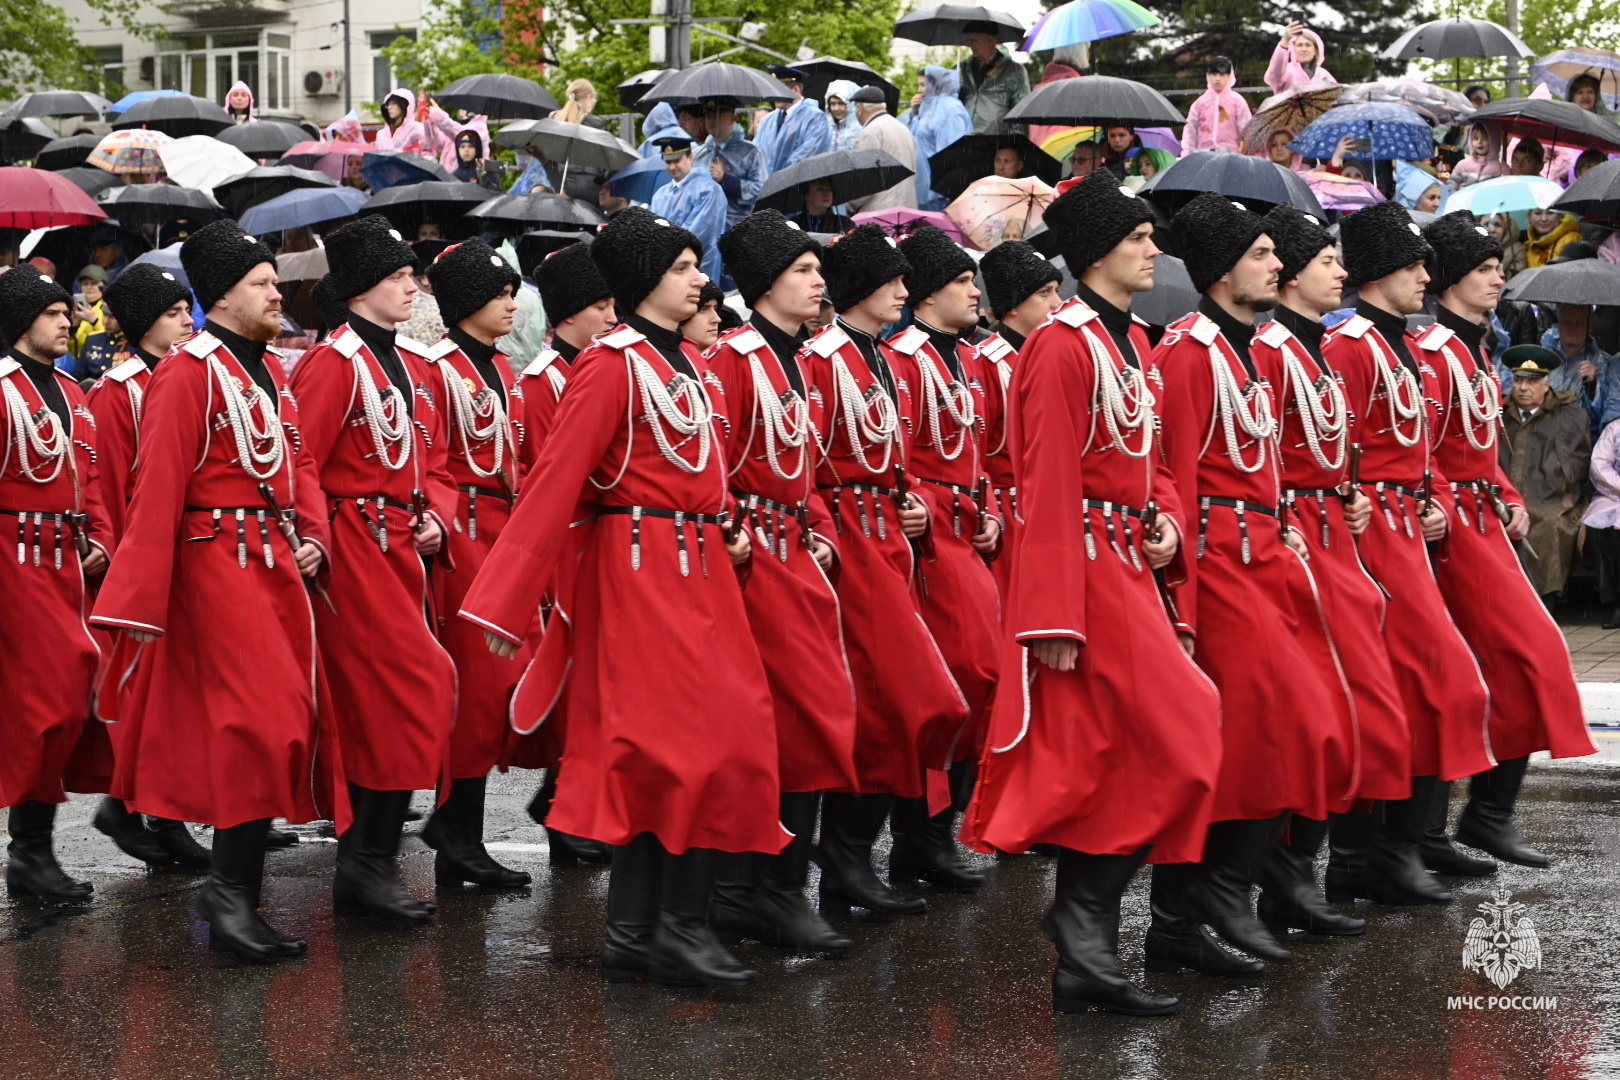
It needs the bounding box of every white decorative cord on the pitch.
[3,377,67,483]
[1366,334,1423,448]
[210,356,285,481]
[1442,341,1500,451]
[1209,341,1275,473]
[916,345,974,461]
[1084,325,1154,459]
[830,350,897,475]
[1281,339,1347,471]
[443,367,508,479]
[353,355,412,470]
[631,349,711,474]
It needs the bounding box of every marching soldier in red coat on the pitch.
[84,263,219,871]
[800,226,969,919]
[461,207,785,988]
[975,240,1063,601]
[1418,211,1597,867]
[1246,207,1409,939]
[415,239,531,889]
[964,171,1222,1015]
[0,266,111,902]
[886,226,1002,893]
[91,220,344,958]
[706,209,859,956]
[515,240,618,473]
[292,215,459,925]
[1321,202,1495,906]
[1149,194,1357,974]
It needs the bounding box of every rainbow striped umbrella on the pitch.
[1021,0,1159,52]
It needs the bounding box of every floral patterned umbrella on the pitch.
[1241,82,1343,156]
[946,174,1057,249]
[87,128,174,175]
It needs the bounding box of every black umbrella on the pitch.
[1004,75,1184,127]
[516,229,593,273]
[213,164,336,217]
[1381,16,1535,61]
[3,89,112,119]
[797,57,901,116]
[97,183,223,226]
[927,133,1063,200]
[362,181,494,240]
[618,68,676,112]
[1502,260,1620,307]
[111,94,233,138]
[54,166,120,198]
[755,149,915,213]
[1139,151,1326,220]
[215,120,308,160]
[34,133,102,171]
[491,119,640,177]
[894,4,1025,46]
[0,117,57,163]
[640,62,794,108]
[1553,159,1620,218]
[467,192,605,230]
[1468,97,1620,154]
[435,73,559,120]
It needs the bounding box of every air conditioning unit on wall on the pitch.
[304,70,345,96]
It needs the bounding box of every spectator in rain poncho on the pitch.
[1394,161,1443,213]
[639,102,680,156]
[226,81,256,124]
[825,80,864,152]
[1451,121,1507,185]
[648,134,727,284]
[510,152,556,195]
[372,86,458,157]
[449,128,500,191]
[1181,57,1251,154]
[1265,22,1335,95]
[755,65,834,174]
[1124,147,1175,192]
[443,117,491,174]
[692,99,768,229]
[903,66,973,212]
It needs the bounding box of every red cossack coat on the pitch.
[1253,319,1412,801]
[964,301,1221,863]
[290,324,459,792]
[798,320,968,800]
[706,323,859,794]
[1155,312,1358,822]
[90,332,348,829]
[458,324,789,855]
[0,355,109,806]
[1322,315,1494,780]
[977,332,1019,601]
[1417,322,1595,763]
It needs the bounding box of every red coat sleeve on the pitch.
[1150,331,1215,635]
[83,378,137,545]
[287,345,349,481]
[407,353,461,535]
[279,383,331,560]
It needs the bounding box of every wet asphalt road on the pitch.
[1,758,1617,1080]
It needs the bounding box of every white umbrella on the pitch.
[159,135,256,192]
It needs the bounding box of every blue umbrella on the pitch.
[108,88,187,113]
[1290,102,1435,162]
[606,154,672,203]
[239,186,369,234]
[359,149,454,192]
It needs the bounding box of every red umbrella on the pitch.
[0,167,108,228]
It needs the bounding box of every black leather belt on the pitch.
[1196,496,1281,564]
[1079,498,1151,568]
[731,490,813,562]
[818,482,897,539]
[3,509,76,569]
[596,505,724,578]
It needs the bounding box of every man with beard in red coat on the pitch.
[964,170,1222,1015]
[0,266,110,903]
[1149,194,1357,975]
[293,215,458,925]
[706,209,859,956]
[1321,202,1494,907]
[415,238,532,889]
[1417,211,1596,867]
[91,220,342,959]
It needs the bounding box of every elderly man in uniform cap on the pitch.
[1147,193,1357,976]
[1320,201,1495,908]
[292,214,459,926]
[650,134,727,286]
[847,86,919,213]
[0,264,111,904]
[692,98,768,230]
[756,64,834,173]
[964,170,1221,1015]
[1500,344,1592,604]
[91,219,342,959]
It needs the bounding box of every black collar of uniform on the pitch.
[999,326,1026,351]
[1273,304,1327,367]
[203,320,278,400]
[1435,303,1487,356]
[750,311,807,395]
[346,310,399,357]
[133,345,163,371]
[1198,295,1258,377]
[1074,282,1140,367]
[835,315,899,401]
[1354,299,1420,375]
[913,317,966,380]
[625,312,697,379]
[9,348,71,430]
[552,336,581,365]
[447,326,507,405]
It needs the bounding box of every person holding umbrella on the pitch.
[1182,57,1251,155]
[691,98,768,229]
[903,67,973,211]
[756,65,834,175]
[649,135,727,285]
[957,20,1031,135]
[846,87,919,213]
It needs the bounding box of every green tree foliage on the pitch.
[378,0,512,98]
[0,0,158,100]
[1408,0,1620,87]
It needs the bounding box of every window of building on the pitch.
[369,31,416,104]
[95,45,125,95]
[155,30,294,111]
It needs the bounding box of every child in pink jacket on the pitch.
[1181,56,1252,154]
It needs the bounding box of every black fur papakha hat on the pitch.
[309,275,348,335]
[1041,168,1155,275]
[719,209,821,307]
[589,205,705,316]
[820,224,912,313]
[0,266,71,347]
[979,240,1060,319]
[1172,192,1268,293]
[1260,204,1336,288]
[102,262,193,348]
[1341,201,1434,289]
[897,225,977,305]
[534,239,612,326]
[1422,209,1504,295]
[322,213,420,302]
[180,218,276,313]
[426,238,521,327]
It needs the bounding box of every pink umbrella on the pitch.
[279,140,372,182]
[1137,126,1180,154]
[945,175,1057,249]
[852,207,966,244]
[1301,169,1385,211]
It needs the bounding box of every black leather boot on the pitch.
[709,850,761,942]
[198,819,307,960]
[1367,778,1453,905]
[888,797,984,891]
[1045,846,1177,1015]
[145,817,212,868]
[648,847,756,988]
[332,785,437,923]
[1419,780,1497,875]
[1181,818,1292,962]
[1604,606,1620,630]
[6,801,92,901]
[601,832,662,982]
[92,798,174,866]
[422,776,531,887]
[713,792,852,955]
[1143,862,1265,976]
[814,793,926,917]
[266,826,300,848]
[1324,807,1374,902]
[1456,756,1549,867]
[1256,815,1366,936]
[528,772,611,866]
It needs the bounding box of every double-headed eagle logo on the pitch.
[1463,888,1541,990]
